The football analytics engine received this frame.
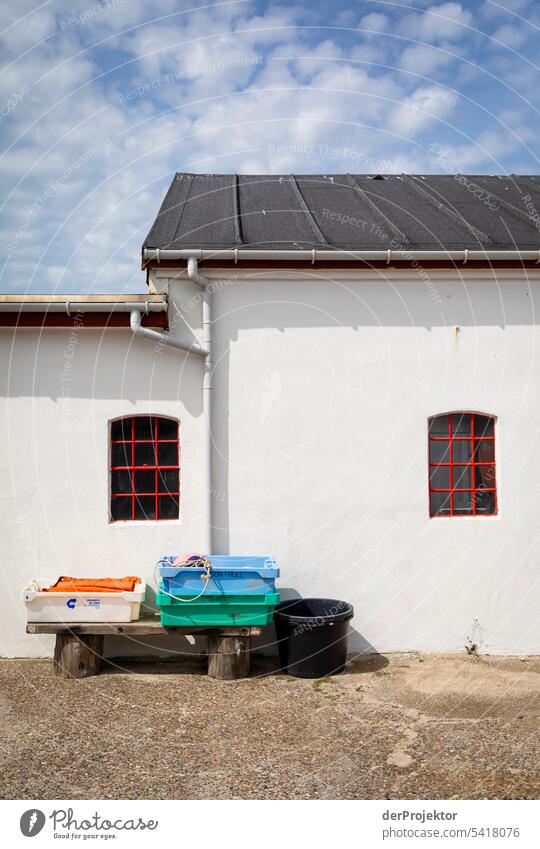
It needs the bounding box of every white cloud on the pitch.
[479,0,532,19]
[358,12,390,34]
[399,43,459,75]
[401,2,473,42]
[491,23,530,49]
[389,85,458,136]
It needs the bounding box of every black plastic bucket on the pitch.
[274,598,354,678]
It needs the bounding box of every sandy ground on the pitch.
[1,652,539,800]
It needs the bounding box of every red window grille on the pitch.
[429,413,497,517]
[110,416,180,522]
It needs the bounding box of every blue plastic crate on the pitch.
[157,555,279,596]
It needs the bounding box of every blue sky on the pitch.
[1,0,539,292]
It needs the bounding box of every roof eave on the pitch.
[143,248,540,264]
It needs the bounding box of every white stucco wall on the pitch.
[2,266,540,656]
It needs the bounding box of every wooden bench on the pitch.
[26,613,262,680]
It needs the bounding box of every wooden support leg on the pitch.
[53,634,104,679]
[207,634,251,680]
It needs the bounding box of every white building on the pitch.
[2,173,540,658]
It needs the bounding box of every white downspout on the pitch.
[186,256,213,554]
[130,309,208,357]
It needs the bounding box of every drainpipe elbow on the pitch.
[130,310,208,357]
[187,255,211,289]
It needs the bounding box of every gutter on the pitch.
[0,300,168,313]
[144,248,540,263]
[0,298,210,356]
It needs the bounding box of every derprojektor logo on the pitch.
[20,809,46,837]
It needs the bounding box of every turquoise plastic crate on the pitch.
[156,589,280,627]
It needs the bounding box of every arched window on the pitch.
[428,413,497,517]
[110,416,180,522]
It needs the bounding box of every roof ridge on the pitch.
[289,174,329,245]
[171,174,194,245]
[232,174,244,245]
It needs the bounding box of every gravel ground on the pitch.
[1,652,539,799]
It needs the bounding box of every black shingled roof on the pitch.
[144,174,540,252]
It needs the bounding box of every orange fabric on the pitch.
[44,576,141,593]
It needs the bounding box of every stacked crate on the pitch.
[155,556,280,626]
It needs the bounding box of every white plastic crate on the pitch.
[22,579,146,623]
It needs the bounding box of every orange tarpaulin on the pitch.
[44,576,141,593]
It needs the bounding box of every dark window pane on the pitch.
[111,419,131,440]
[474,439,495,463]
[134,416,155,440]
[158,418,178,439]
[430,491,451,516]
[111,442,132,467]
[475,490,496,514]
[158,442,178,465]
[429,466,450,489]
[158,469,179,493]
[475,465,496,490]
[452,440,472,463]
[111,470,132,494]
[158,495,179,519]
[111,496,132,521]
[135,470,155,493]
[429,415,448,435]
[135,495,156,520]
[453,466,472,489]
[453,491,473,514]
[474,415,494,437]
[134,443,156,466]
[452,413,471,435]
[429,440,450,463]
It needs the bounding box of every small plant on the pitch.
[375,670,391,677]
[465,618,483,656]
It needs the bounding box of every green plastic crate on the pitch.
[156,590,280,627]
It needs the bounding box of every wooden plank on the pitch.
[27,621,262,637]
[53,634,104,679]
[207,634,251,680]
